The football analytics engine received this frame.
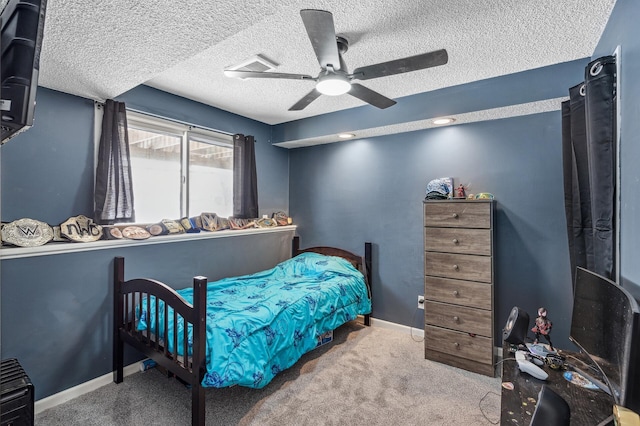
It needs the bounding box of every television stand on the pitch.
[500,344,615,425]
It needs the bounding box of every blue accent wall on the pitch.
[1,88,95,223]
[593,0,640,300]
[0,86,292,399]
[289,112,574,347]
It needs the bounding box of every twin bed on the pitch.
[113,237,372,425]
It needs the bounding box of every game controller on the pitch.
[531,356,545,366]
[515,350,548,380]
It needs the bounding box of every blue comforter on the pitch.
[137,252,371,388]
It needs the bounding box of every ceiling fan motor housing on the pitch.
[336,36,349,54]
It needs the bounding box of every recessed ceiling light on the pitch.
[432,117,455,125]
[338,133,355,139]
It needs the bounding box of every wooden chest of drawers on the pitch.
[424,199,495,376]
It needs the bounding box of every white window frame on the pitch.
[94,106,234,222]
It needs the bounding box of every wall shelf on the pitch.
[0,225,297,260]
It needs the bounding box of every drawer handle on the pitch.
[453,290,459,296]
[453,316,459,322]
[453,342,460,349]
[452,213,459,218]
[453,264,459,271]
[452,238,459,244]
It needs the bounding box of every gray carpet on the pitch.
[36,323,501,425]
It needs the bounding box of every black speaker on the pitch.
[503,306,530,345]
[530,385,570,426]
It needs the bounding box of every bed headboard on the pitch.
[292,236,372,305]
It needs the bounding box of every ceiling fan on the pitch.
[224,9,448,111]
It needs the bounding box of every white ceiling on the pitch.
[32,0,616,126]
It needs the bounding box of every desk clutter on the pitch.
[0,211,293,248]
[500,303,640,425]
[501,344,640,426]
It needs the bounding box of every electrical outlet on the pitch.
[417,295,425,310]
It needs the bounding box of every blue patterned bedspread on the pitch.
[137,252,371,388]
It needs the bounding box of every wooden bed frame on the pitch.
[113,237,372,426]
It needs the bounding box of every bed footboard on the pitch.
[113,257,207,426]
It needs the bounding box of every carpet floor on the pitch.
[36,322,501,425]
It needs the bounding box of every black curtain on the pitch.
[94,100,135,224]
[233,134,258,218]
[562,55,616,282]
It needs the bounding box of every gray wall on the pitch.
[593,0,640,299]
[0,87,292,399]
[289,112,574,348]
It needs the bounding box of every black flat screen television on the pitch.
[1,0,47,144]
[570,267,640,412]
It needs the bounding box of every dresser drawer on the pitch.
[424,201,491,228]
[424,227,491,255]
[424,325,493,364]
[425,276,491,309]
[425,252,492,283]
[425,301,492,336]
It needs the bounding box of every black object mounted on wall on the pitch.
[1,0,48,143]
[503,306,530,345]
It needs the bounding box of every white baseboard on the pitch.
[34,362,139,415]
[370,317,425,338]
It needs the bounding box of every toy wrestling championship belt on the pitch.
[60,215,104,242]
[179,217,200,233]
[121,226,151,240]
[146,219,185,236]
[1,218,54,247]
[200,212,229,231]
[102,226,124,240]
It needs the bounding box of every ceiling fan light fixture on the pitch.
[316,75,351,96]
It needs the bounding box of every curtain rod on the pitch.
[94,101,234,137]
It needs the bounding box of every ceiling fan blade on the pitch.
[348,83,396,109]
[289,89,322,111]
[351,49,448,81]
[224,70,315,81]
[300,9,341,70]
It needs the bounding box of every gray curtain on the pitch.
[94,99,135,224]
[562,55,616,282]
[233,133,258,218]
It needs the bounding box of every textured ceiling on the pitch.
[33,0,615,127]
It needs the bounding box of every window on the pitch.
[126,112,233,223]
